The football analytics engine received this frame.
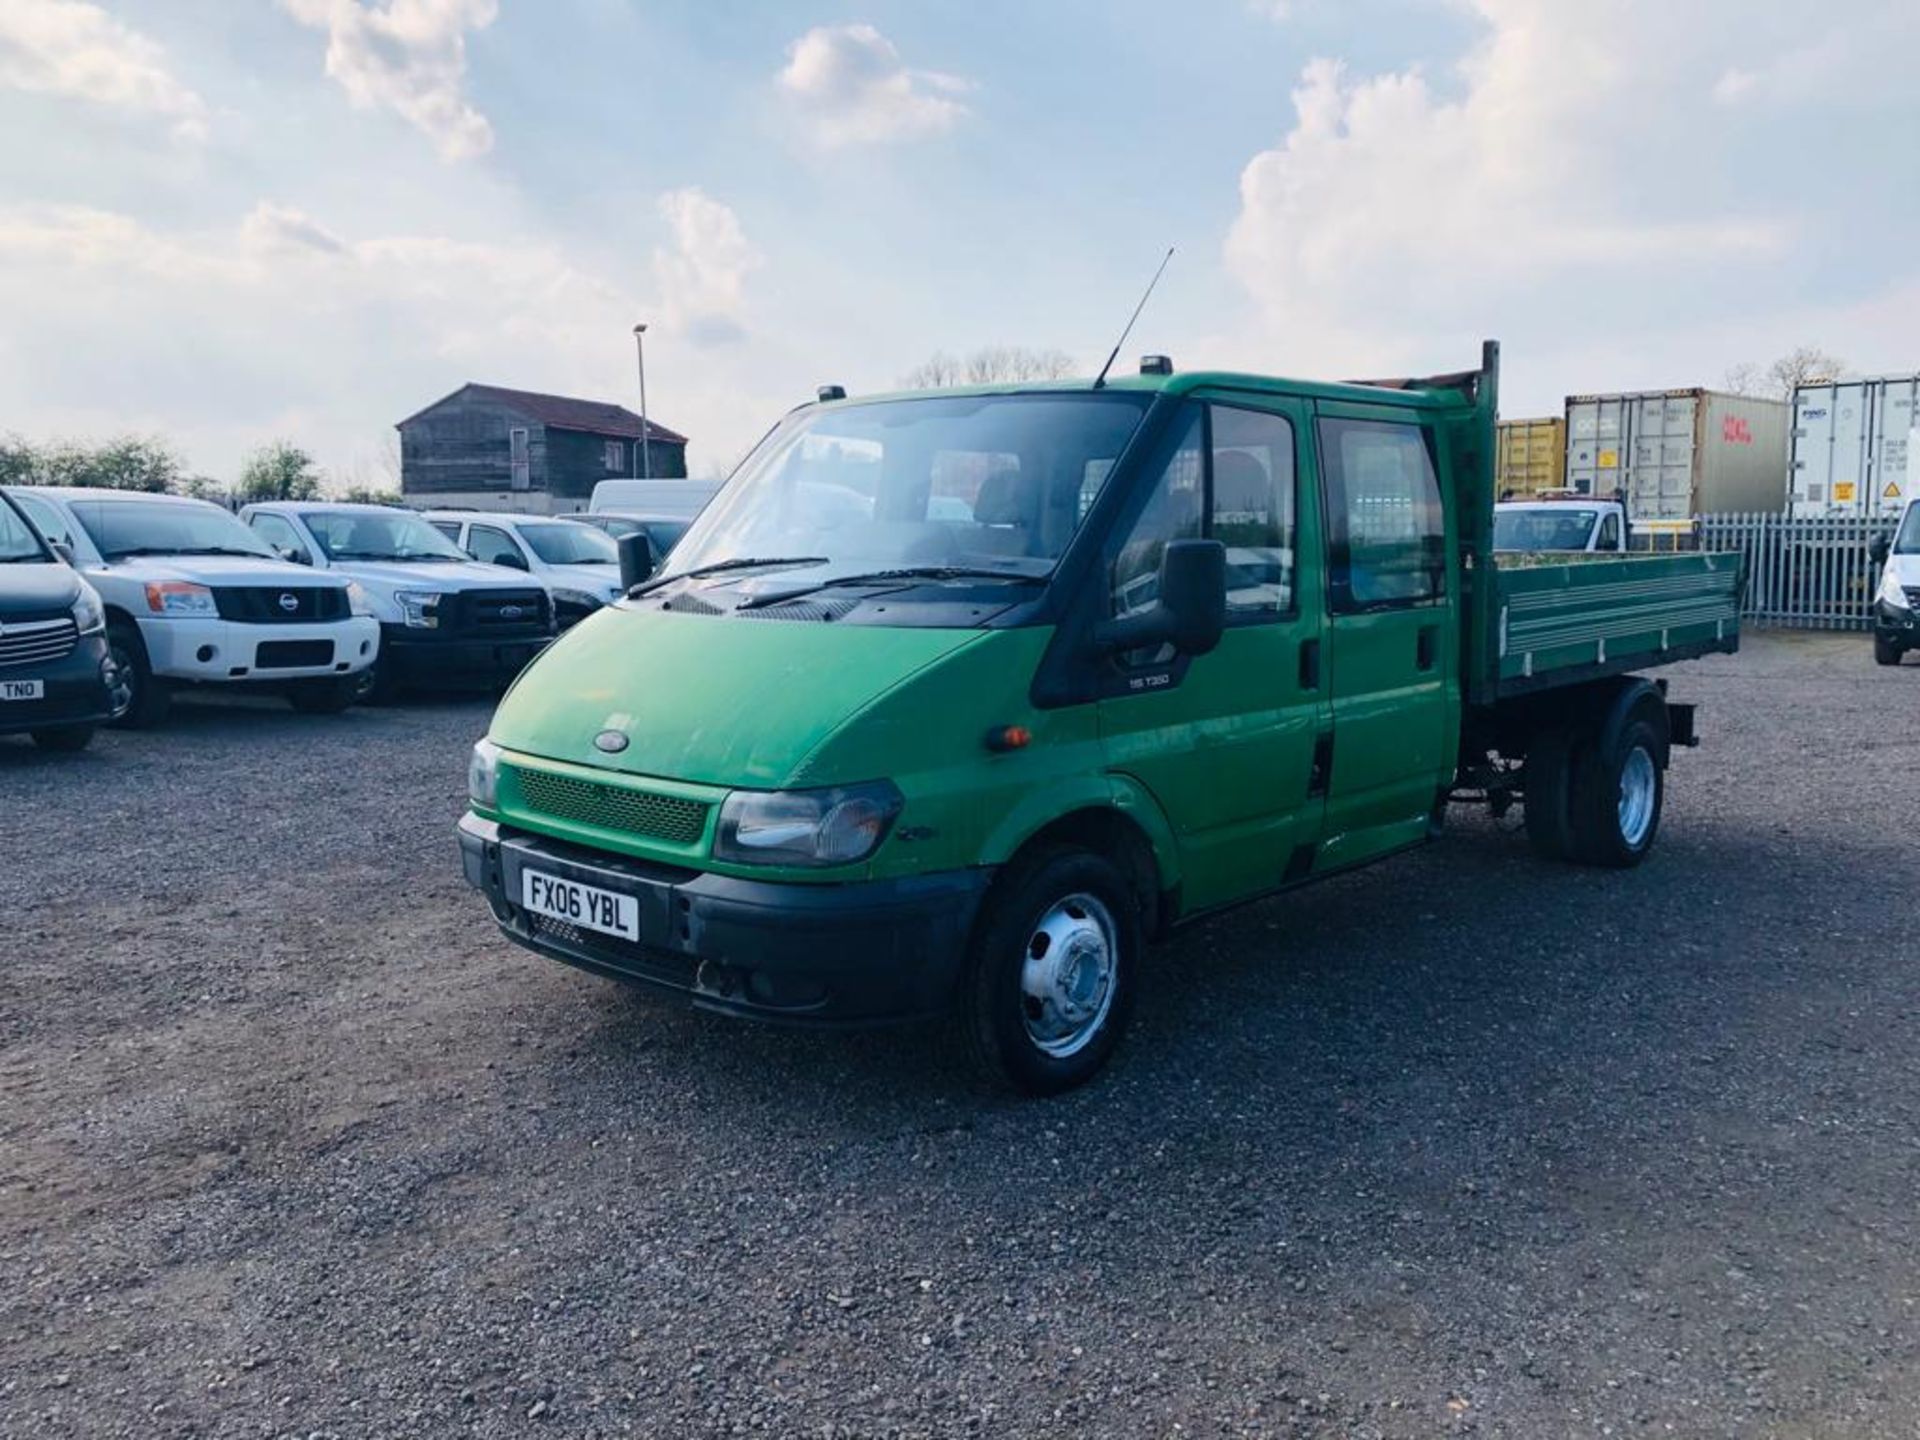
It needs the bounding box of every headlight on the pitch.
[144,581,217,617]
[468,738,502,809]
[394,589,443,628]
[70,583,106,635]
[714,780,904,868]
[549,586,602,612]
[345,581,376,618]
[1879,567,1910,608]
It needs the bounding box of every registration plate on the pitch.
[0,679,44,702]
[520,867,640,941]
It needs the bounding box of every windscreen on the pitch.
[0,495,49,562]
[302,509,471,561]
[521,522,618,565]
[1896,504,1920,555]
[662,393,1150,584]
[73,500,276,559]
[1493,508,1599,552]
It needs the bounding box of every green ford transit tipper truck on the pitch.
[458,343,1741,1094]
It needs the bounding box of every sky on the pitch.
[1,0,1917,486]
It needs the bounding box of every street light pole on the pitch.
[632,323,651,480]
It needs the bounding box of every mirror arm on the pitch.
[1092,607,1172,654]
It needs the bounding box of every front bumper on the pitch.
[0,633,118,736]
[457,813,989,1026]
[1873,599,1919,642]
[383,626,550,687]
[139,615,379,681]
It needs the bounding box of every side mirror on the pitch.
[1094,539,1227,658]
[275,544,312,566]
[618,531,657,591]
[494,550,529,572]
[1869,534,1891,567]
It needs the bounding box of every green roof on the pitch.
[825,368,1473,412]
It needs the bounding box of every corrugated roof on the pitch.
[399,383,688,444]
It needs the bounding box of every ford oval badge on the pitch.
[593,729,629,754]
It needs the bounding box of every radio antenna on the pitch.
[1092,246,1175,390]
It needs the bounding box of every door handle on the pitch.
[1298,637,1321,691]
[1416,624,1439,672]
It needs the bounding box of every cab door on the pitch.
[1313,405,1458,871]
[1096,396,1328,913]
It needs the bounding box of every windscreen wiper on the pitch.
[106,546,267,559]
[630,555,828,597]
[736,566,1043,610]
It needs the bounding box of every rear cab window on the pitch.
[1318,417,1445,612]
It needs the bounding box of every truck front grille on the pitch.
[513,767,710,846]
[0,617,78,669]
[212,587,349,623]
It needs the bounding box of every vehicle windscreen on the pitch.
[0,495,50,563]
[1895,504,1920,555]
[661,393,1150,589]
[1493,508,1599,552]
[73,500,277,560]
[521,522,618,565]
[302,509,471,562]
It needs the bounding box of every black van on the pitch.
[0,490,125,751]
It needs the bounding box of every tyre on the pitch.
[352,657,400,705]
[30,725,94,753]
[1568,709,1665,868]
[1874,633,1904,667]
[287,675,358,714]
[960,847,1141,1096]
[1523,727,1577,861]
[106,622,170,729]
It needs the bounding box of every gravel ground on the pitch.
[2,629,1918,1439]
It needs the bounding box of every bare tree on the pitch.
[900,345,1076,390]
[1724,346,1848,399]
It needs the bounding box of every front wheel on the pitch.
[1874,633,1904,667]
[960,848,1140,1096]
[106,622,170,729]
[1569,712,1665,868]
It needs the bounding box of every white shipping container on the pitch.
[1789,374,1917,518]
[1564,389,1790,527]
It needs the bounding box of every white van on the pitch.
[1871,497,1919,666]
[5,488,378,725]
[588,478,720,520]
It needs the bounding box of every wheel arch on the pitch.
[985,801,1173,940]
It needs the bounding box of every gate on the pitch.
[1697,513,1887,630]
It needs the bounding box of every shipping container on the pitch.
[1495,417,1566,497]
[1564,389,1789,530]
[1788,374,1917,519]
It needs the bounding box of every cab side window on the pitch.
[1318,418,1445,612]
[1597,512,1621,550]
[1110,404,1297,623]
[249,513,306,559]
[12,492,73,548]
[468,525,525,567]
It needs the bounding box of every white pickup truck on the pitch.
[1493,497,1629,554]
[6,487,378,725]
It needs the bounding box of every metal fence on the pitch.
[1696,512,1886,630]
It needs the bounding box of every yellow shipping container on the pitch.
[1496,417,1566,498]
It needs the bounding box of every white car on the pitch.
[1493,498,1629,554]
[5,487,378,725]
[424,510,627,628]
[1871,496,1919,666]
[242,502,558,698]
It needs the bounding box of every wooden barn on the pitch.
[398,383,688,514]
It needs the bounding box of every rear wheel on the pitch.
[287,675,358,714]
[1874,633,1904,667]
[960,847,1140,1096]
[30,725,94,753]
[1568,710,1665,868]
[106,622,170,729]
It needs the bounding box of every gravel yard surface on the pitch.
[3,630,1917,1438]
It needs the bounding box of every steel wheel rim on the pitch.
[1618,745,1656,848]
[107,638,140,713]
[1019,892,1118,1059]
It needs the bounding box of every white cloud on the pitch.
[777,23,971,147]
[652,188,762,346]
[1221,1,1803,381]
[0,0,208,141]
[281,0,497,162]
